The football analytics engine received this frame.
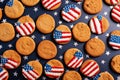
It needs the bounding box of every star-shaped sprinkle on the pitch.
[23,56,28,60]
[59,56,63,60]
[84,78,89,80]
[117,24,120,27]
[65,0,69,4]
[16,34,20,38]
[70,24,74,29]
[13,72,18,77]
[0,45,3,49]
[105,51,111,56]
[58,20,62,24]
[86,54,89,58]
[33,7,38,12]
[8,44,13,48]
[54,12,58,16]
[77,2,82,5]
[95,36,99,38]
[105,33,109,37]
[42,76,46,80]
[101,60,106,64]
[56,78,60,80]
[41,35,46,40]
[110,6,113,9]
[85,15,89,20]
[104,12,108,16]
[74,42,79,47]
[1,19,7,23]
[36,58,39,61]
[65,69,69,72]
[117,76,120,80]
[58,45,63,49]
[0,0,4,3]
[31,35,36,39]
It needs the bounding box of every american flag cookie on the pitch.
[22,60,43,80]
[53,25,72,44]
[61,4,81,22]
[4,0,24,19]
[64,48,84,69]
[21,0,40,6]
[85,38,106,57]
[109,30,120,50]
[37,40,57,59]
[0,8,2,20]
[1,50,21,69]
[63,71,82,80]
[93,72,114,80]
[36,14,55,34]
[105,0,120,5]
[72,22,91,42]
[89,15,109,34]
[0,67,9,80]
[42,0,62,10]
[111,4,120,23]
[16,36,36,55]
[44,59,64,78]
[16,16,35,36]
[80,59,100,78]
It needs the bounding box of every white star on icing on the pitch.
[85,15,89,20]
[1,19,7,23]
[70,24,74,29]
[101,60,106,64]
[54,12,58,16]
[117,24,120,27]
[105,33,109,37]
[0,45,3,49]
[104,12,108,16]
[65,0,69,4]
[86,54,90,58]
[33,7,38,12]
[117,76,120,80]
[31,35,36,39]
[13,72,18,77]
[58,20,62,24]
[74,42,79,47]
[59,56,63,60]
[16,34,20,38]
[0,0,4,3]
[58,45,63,49]
[105,51,111,56]
[110,6,113,9]
[23,56,28,60]
[8,44,13,48]
[41,35,46,40]
[84,78,89,80]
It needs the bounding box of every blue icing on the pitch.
[6,0,14,7]
[1,57,8,65]
[0,67,3,72]
[97,15,102,21]
[23,64,33,72]
[74,51,83,58]
[63,4,77,12]
[53,30,62,39]
[93,74,101,80]
[45,64,51,72]
[110,35,120,43]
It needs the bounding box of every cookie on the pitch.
[0,67,9,80]
[44,59,64,78]
[80,59,100,77]
[105,0,120,5]
[63,71,82,80]
[62,4,81,22]
[0,23,15,42]
[16,16,35,36]
[36,14,55,34]
[85,38,105,57]
[93,72,114,80]
[0,8,2,20]
[37,40,57,59]
[16,36,35,55]
[83,0,103,14]
[53,25,72,44]
[21,0,40,6]
[111,4,120,23]
[42,0,61,10]
[1,50,21,69]
[111,55,120,73]
[89,15,109,34]
[109,30,120,50]
[64,48,84,69]
[5,0,24,19]
[22,60,43,80]
[72,22,91,42]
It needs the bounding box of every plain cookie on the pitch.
[83,0,103,14]
[16,36,35,55]
[63,71,82,80]
[21,0,40,6]
[0,67,9,80]
[0,8,2,20]
[36,14,55,34]
[0,23,15,42]
[22,60,43,80]
[72,22,91,42]
[37,40,57,59]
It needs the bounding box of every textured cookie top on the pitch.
[21,0,40,6]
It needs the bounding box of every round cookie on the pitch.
[111,4,120,23]
[93,71,114,80]
[89,15,109,34]
[16,36,35,55]
[16,16,35,36]
[22,60,43,80]
[21,0,40,6]
[0,8,2,20]
[36,14,55,34]
[61,4,81,22]
[63,71,82,80]
[72,22,91,42]
[64,48,84,69]
[44,59,64,78]
[83,0,103,14]
[42,0,61,10]
[80,59,100,77]
[111,55,120,73]
[1,50,21,69]
[5,0,24,19]
[37,40,57,59]
[85,38,105,57]
[0,67,9,80]
[0,23,15,42]
[53,25,72,44]
[109,30,120,50]
[105,0,120,5]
